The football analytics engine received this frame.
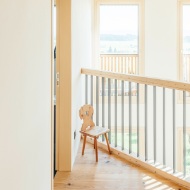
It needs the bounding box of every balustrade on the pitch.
[81,68,190,189]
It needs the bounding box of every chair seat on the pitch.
[80,126,110,137]
[79,104,111,162]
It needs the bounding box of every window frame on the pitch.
[93,0,145,75]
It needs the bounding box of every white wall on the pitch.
[144,0,181,167]
[71,0,92,165]
[145,0,177,80]
[0,1,52,190]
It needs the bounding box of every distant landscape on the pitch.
[100,34,138,54]
[100,34,190,54]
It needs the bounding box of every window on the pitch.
[178,1,190,101]
[178,1,190,173]
[93,0,144,100]
[179,2,190,82]
[94,0,144,75]
[100,5,138,55]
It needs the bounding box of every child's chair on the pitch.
[79,104,111,162]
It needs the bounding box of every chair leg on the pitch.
[82,135,87,155]
[104,133,111,154]
[94,138,95,149]
[94,137,98,162]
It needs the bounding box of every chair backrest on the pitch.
[79,104,95,131]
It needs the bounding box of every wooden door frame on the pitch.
[56,0,72,172]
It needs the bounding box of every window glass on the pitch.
[100,5,138,54]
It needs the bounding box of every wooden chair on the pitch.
[79,104,111,162]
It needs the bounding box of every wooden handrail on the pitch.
[81,68,190,92]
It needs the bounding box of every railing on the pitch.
[100,54,139,74]
[81,68,190,189]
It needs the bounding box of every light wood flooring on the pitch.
[54,141,189,190]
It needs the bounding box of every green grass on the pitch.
[109,132,138,153]
[105,132,190,175]
[185,134,190,175]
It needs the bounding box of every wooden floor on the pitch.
[54,141,188,190]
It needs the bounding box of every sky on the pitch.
[100,5,138,35]
[53,5,190,40]
[183,5,190,36]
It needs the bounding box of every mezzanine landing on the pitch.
[54,141,188,190]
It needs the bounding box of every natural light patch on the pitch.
[100,5,138,35]
[182,5,190,82]
[100,5,139,54]
[183,5,190,36]
[183,5,190,54]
